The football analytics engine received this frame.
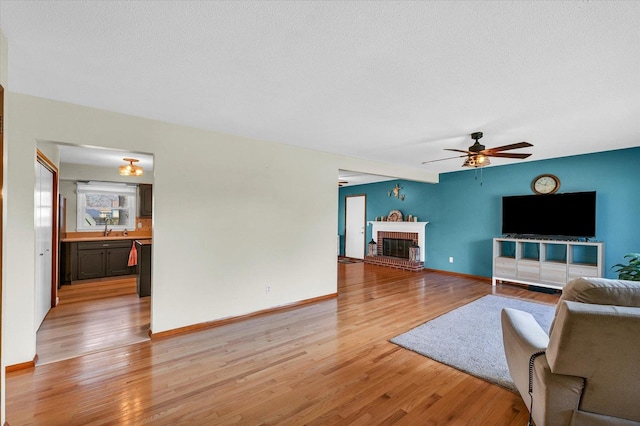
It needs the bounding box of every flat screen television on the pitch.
[501,191,596,238]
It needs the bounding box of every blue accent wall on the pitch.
[338,147,640,279]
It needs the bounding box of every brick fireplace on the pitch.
[364,221,428,272]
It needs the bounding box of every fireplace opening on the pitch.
[382,238,413,259]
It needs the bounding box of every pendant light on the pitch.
[119,158,143,176]
[462,154,490,168]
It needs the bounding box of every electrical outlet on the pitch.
[266,284,271,294]
[449,257,454,263]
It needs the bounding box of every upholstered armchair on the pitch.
[501,277,640,426]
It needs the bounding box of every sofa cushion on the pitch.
[547,301,640,422]
[550,277,640,334]
[560,277,640,307]
[571,410,640,426]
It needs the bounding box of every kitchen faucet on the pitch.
[104,222,112,236]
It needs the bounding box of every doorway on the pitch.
[35,151,60,330]
[344,195,366,259]
[34,144,152,365]
[35,158,55,329]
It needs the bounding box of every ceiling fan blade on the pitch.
[486,152,532,159]
[483,142,533,153]
[422,155,466,164]
[444,148,474,154]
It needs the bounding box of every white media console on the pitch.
[492,237,604,290]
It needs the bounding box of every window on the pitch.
[76,182,137,231]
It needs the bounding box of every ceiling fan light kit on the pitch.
[463,154,490,168]
[119,158,143,176]
[422,131,533,170]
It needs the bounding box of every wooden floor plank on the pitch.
[8,263,558,425]
[35,276,150,365]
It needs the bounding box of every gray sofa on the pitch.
[501,277,640,426]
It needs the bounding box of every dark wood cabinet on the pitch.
[135,240,152,297]
[106,247,133,276]
[77,248,106,280]
[60,242,72,283]
[139,184,152,218]
[61,240,135,283]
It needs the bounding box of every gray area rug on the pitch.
[390,294,555,392]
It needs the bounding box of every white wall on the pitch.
[4,93,438,367]
[59,180,75,231]
[1,28,8,426]
[36,142,59,166]
[4,95,40,366]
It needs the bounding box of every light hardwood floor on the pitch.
[36,276,150,365]
[8,263,559,425]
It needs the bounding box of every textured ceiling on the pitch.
[1,1,638,179]
[52,144,154,170]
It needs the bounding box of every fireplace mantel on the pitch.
[367,221,428,262]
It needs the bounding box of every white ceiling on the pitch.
[53,144,154,170]
[1,1,638,183]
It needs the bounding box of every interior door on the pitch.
[35,160,53,329]
[345,195,366,259]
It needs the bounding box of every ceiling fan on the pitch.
[423,132,533,168]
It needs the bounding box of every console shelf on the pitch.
[492,237,604,290]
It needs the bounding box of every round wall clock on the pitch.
[532,174,560,194]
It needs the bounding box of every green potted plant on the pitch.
[611,253,640,281]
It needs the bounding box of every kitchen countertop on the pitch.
[61,235,152,243]
[135,239,152,245]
